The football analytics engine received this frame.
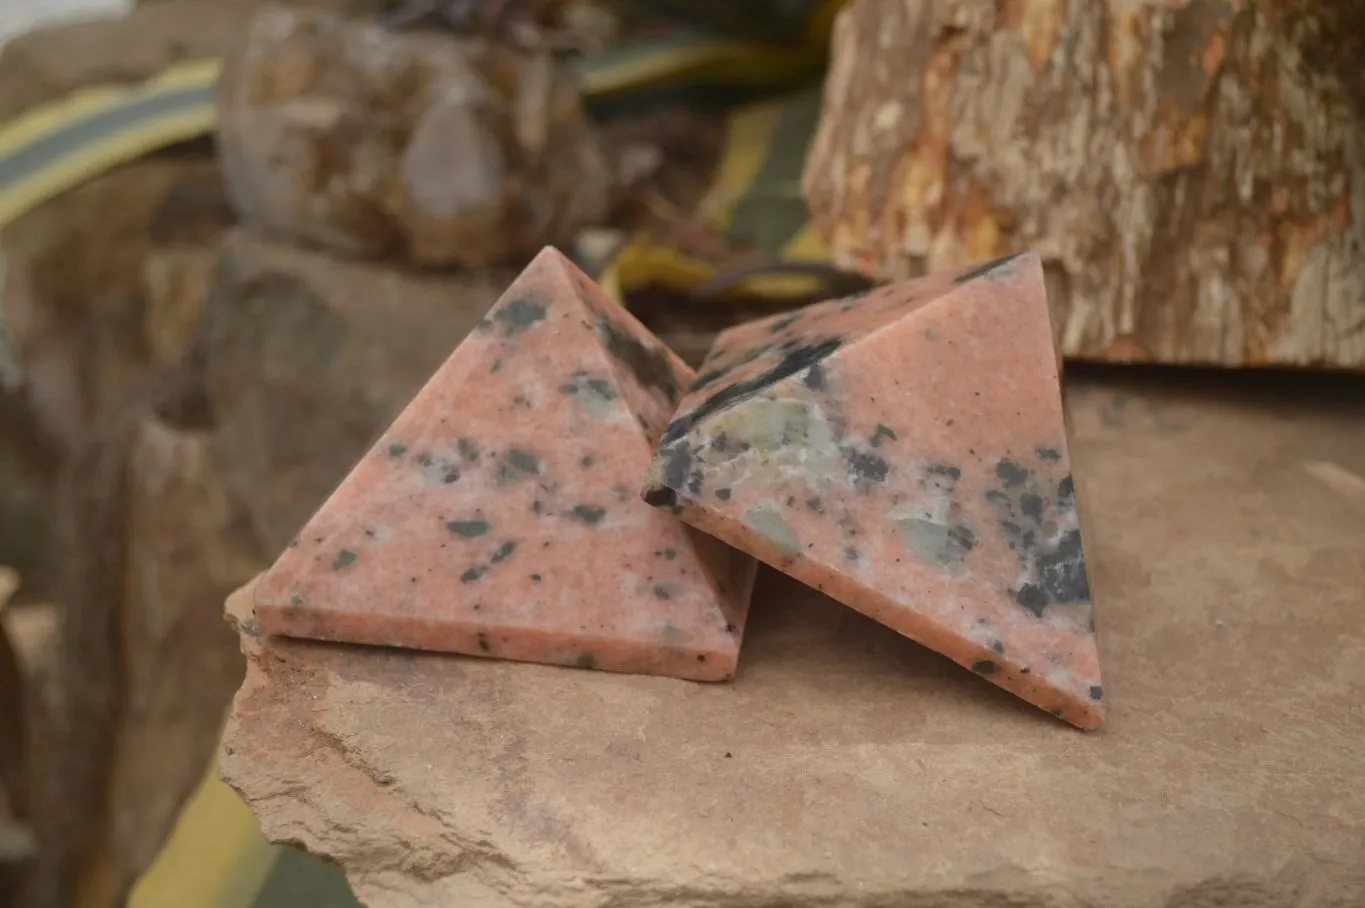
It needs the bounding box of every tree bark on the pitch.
[802,0,1365,368]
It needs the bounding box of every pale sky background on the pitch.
[0,0,133,49]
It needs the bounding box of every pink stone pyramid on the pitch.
[642,252,1105,727]
[254,247,756,681]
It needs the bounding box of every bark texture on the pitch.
[803,0,1365,368]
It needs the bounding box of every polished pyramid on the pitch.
[642,251,1105,727]
[254,247,757,681]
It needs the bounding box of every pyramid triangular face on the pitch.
[643,252,1105,726]
[255,247,757,681]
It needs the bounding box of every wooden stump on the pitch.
[802,0,1365,368]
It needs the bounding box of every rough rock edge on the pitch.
[218,577,1354,908]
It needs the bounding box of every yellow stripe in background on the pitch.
[0,59,220,230]
[0,58,220,159]
[695,98,787,230]
[0,106,217,230]
[127,753,280,908]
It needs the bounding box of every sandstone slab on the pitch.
[254,247,755,680]
[222,368,1365,908]
[643,252,1102,728]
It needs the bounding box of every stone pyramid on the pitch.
[642,252,1105,727]
[254,247,757,682]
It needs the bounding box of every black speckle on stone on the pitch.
[687,471,703,495]
[447,519,490,538]
[663,549,677,560]
[985,490,1011,506]
[804,363,826,391]
[653,584,673,600]
[568,504,607,525]
[725,751,733,758]
[971,660,1000,675]
[595,316,679,401]
[1051,708,1065,718]
[716,488,732,501]
[387,443,407,458]
[786,496,797,507]
[870,424,897,447]
[769,313,802,333]
[575,652,598,670]
[1037,447,1062,461]
[530,573,542,581]
[558,382,578,395]
[927,463,961,481]
[493,296,547,335]
[532,500,544,515]
[954,251,1026,284]
[1020,666,1031,674]
[1090,685,1103,700]
[1020,493,1045,523]
[996,460,1030,487]
[580,454,595,467]
[287,592,305,611]
[241,618,262,638]
[490,358,502,373]
[991,639,1005,654]
[949,525,977,551]
[643,485,679,510]
[1057,475,1075,510]
[844,545,859,561]
[332,549,357,571]
[458,438,480,461]
[691,365,731,391]
[477,632,491,652]
[806,497,823,513]
[661,440,694,493]
[461,566,486,583]
[507,449,540,474]
[585,378,616,400]
[416,453,434,467]
[845,449,890,485]
[490,541,518,563]
[697,654,706,663]
[1015,583,1047,617]
[659,338,842,445]
[1037,530,1090,604]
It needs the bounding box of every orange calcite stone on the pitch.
[254,247,756,681]
[642,252,1105,727]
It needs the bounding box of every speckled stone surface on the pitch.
[253,247,756,681]
[643,251,1103,728]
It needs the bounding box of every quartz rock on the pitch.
[643,251,1104,728]
[253,247,756,681]
[216,6,614,269]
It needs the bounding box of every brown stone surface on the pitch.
[222,368,1365,907]
[802,0,1365,369]
[215,5,614,268]
[0,0,261,122]
[644,253,1102,728]
[204,228,513,554]
[1,158,229,458]
[87,415,263,903]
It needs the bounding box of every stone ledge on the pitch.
[221,369,1365,908]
